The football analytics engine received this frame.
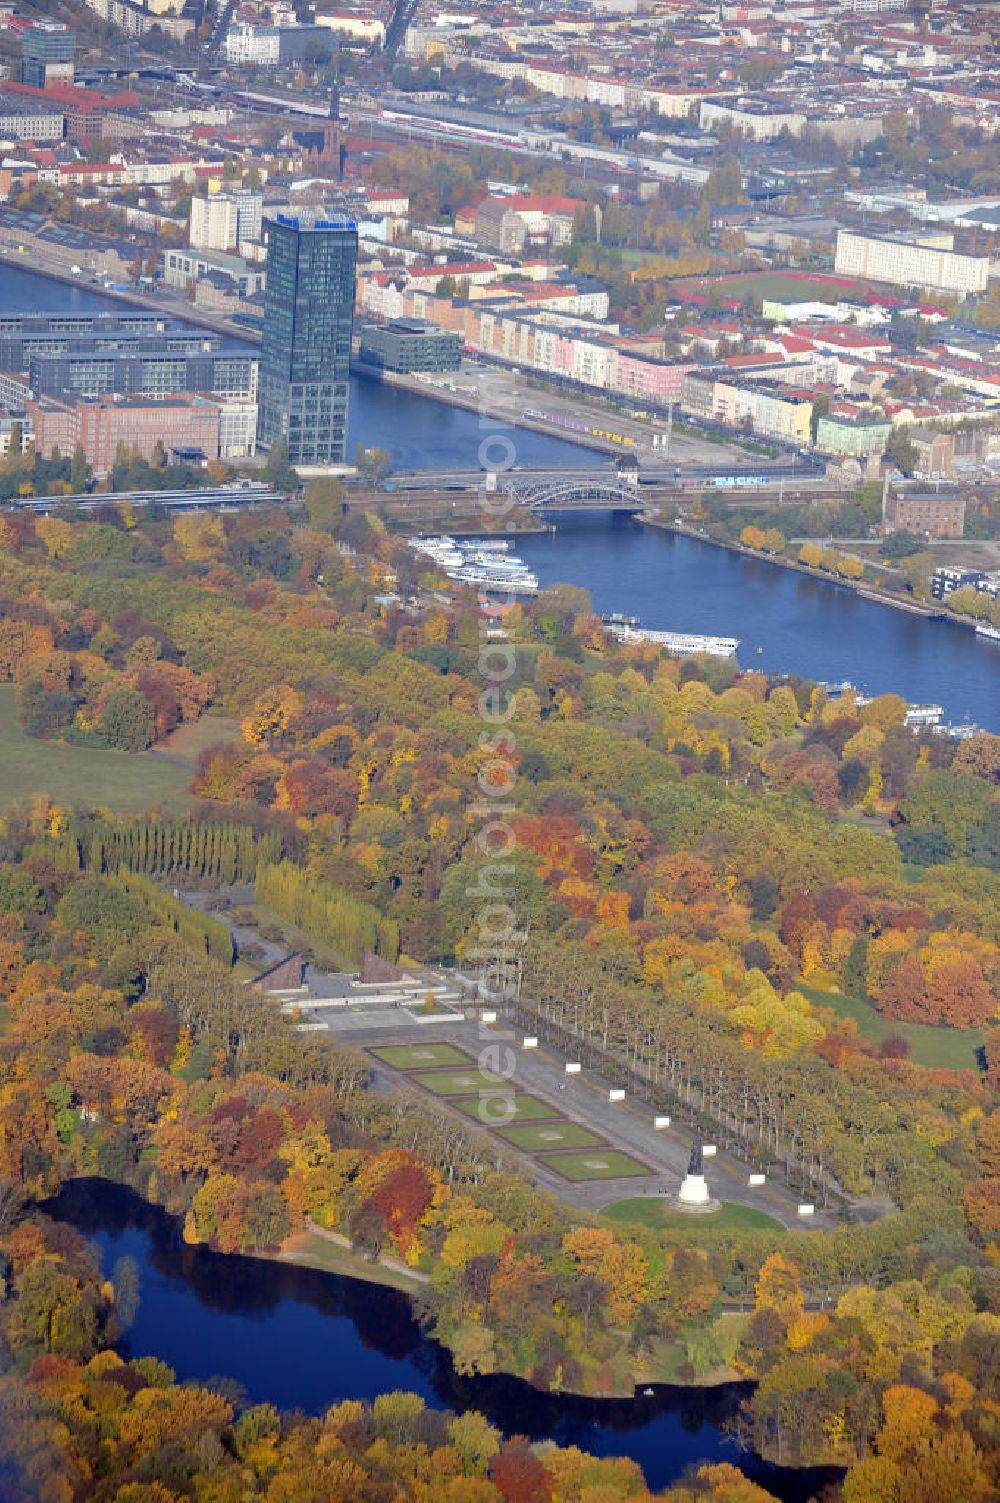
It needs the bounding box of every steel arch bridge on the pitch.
[505,475,645,511]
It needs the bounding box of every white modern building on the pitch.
[190,194,238,252]
[835,229,990,297]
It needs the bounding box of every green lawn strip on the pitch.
[0,685,192,813]
[600,1197,785,1233]
[499,1121,606,1152]
[686,272,881,304]
[453,1093,560,1125]
[800,984,983,1070]
[539,1150,650,1181]
[411,1067,512,1096]
[370,1043,472,1070]
[151,713,241,764]
[274,1227,420,1292]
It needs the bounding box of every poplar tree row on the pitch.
[117,871,235,967]
[79,819,282,886]
[256,861,399,968]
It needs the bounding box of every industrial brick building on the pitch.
[883,488,966,538]
[28,393,222,475]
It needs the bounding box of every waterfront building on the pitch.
[932,566,986,600]
[28,393,222,475]
[163,247,266,299]
[834,229,989,297]
[257,214,358,468]
[25,345,257,402]
[0,314,258,404]
[359,319,462,374]
[883,489,966,539]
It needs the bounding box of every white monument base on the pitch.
[675,1174,720,1214]
[679,1173,710,1205]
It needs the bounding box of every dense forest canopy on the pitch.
[0,497,998,1500]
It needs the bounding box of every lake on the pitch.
[43,1180,835,1502]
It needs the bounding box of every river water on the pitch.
[5,264,998,726]
[1,265,593,472]
[516,513,1000,731]
[44,1180,835,1501]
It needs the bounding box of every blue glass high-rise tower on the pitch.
[256,214,358,467]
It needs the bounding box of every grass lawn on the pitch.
[0,685,192,813]
[371,1043,471,1070]
[540,1149,650,1182]
[601,1197,785,1233]
[453,1093,560,1125]
[499,1121,606,1152]
[275,1227,421,1292]
[153,713,240,764]
[412,1066,512,1096]
[801,984,983,1070]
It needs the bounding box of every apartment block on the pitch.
[835,229,989,296]
[190,194,238,252]
[682,373,813,445]
[475,195,599,255]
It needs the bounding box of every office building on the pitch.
[0,312,164,344]
[815,413,891,457]
[163,247,265,299]
[20,22,75,89]
[27,393,222,476]
[26,345,257,401]
[0,92,65,141]
[256,214,358,467]
[234,188,263,245]
[835,229,989,296]
[359,318,462,373]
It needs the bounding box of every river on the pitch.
[516,513,1000,731]
[1,265,593,473]
[43,1179,835,1501]
[6,265,998,725]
